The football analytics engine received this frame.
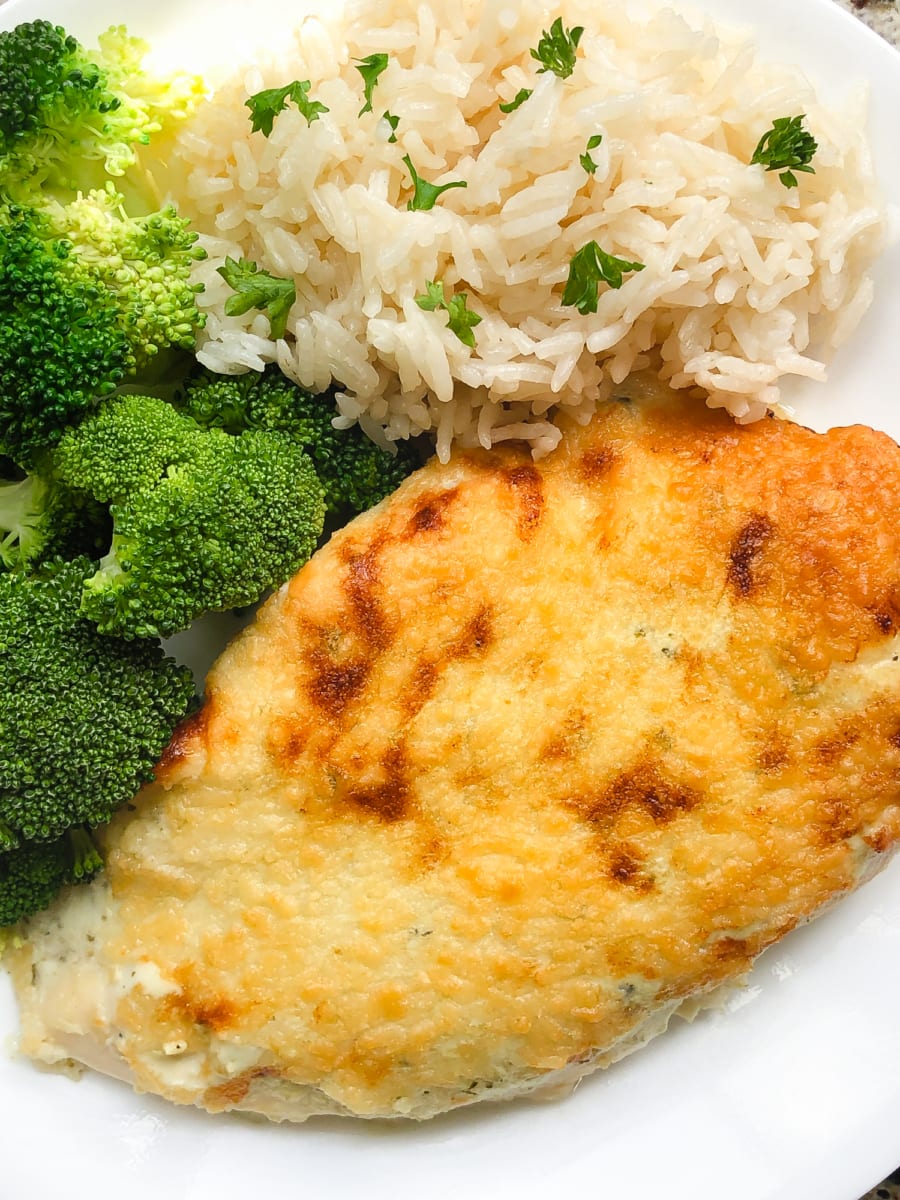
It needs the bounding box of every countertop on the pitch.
[835,0,900,41]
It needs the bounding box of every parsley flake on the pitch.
[750,114,818,189]
[217,257,296,339]
[415,280,482,348]
[246,80,329,135]
[415,281,447,312]
[499,87,533,114]
[531,18,584,80]
[580,132,603,174]
[403,155,468,211]
[382,110,400,143]
[561,241,645,314]
[354,53,389,116]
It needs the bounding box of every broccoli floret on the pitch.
[0,465,109,572]
[0,20,207,466]
[0,20,201,194]
[0,189,206,466]
[0,558,195,915]
[176,365,422,513]
[53,393,327,639]
[0,473,71,571]
[0,827,103,928]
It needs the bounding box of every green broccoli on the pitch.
[0,464,109,572]
[53,393,327,639]
[175,365,422,513]
[0,20,200,194]
[0,188,206,466]
[0,473,72,571]
[0,557,195,921]
[0,828,103,928]
[0,20,208,467]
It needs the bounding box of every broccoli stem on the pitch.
[67,827,103,880]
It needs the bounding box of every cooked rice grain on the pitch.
[171,0,887,457]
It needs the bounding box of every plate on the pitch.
[1,1,899,1198]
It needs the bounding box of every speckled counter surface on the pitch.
[867,1176,900,1200]
[835,5,900,1200]
[835,0,900,40]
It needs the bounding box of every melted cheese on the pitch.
[7,386,900,1120]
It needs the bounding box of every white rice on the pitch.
[168,0,888,459]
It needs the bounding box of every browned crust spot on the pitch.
[579,444,618,485]
[402,605,494,720]
[504,463,545,543]
[727,512,773,598]
[305,655,370,719]
[757,731,790,773]
[205,1072,252,1108]
[266,715,312,766]
[192,998,237,1031]
[873,610,895,634]
[568,760,700,830]
[817,796,861,845]
[337,743,412,823]
[402,659,439,720]
[864,827,893,854]
[402,487,460,538]
[540,711,587,762]
[458,605,493,656]
[869,596,900,637]
[342,539,393,651]
[813,726,860,764]
[205,1066,281,1111]
[165,979,239,1034]
[607,843,655,893]
[155,705,212,780]
[710,936,754,965]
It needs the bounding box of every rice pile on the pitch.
[169,0,887,460]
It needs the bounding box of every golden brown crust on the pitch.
[12,388,900,1120]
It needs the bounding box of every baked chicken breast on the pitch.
[7,385,900,1121]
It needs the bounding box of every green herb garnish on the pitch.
[354,53,389,116]
[561,241,645,314]
[217,257,296,338]
[403,155,468,211]
[246,80,329,135]
[750,114,818,189]
[382,110,400,143]
[580,133,603,174]
[531,17,584,80]
[415,280,482,348]
[499,87,533,113]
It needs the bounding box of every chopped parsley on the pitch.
[415,280,482,348]
[562,242,645,314]
[382,110,400,143]
[499,87,533,114]
[246,80,329,135]
[403,155,468,211]
[580,133,603,174]
[531,17,584,80]
[750,114,818,189]
[217,257,296,339]
[354,53,389,116]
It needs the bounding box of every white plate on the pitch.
[2,1,900,1198]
